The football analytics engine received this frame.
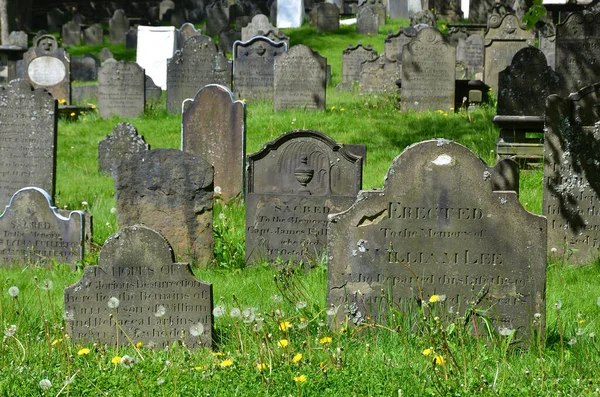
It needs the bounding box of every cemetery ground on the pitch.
[1,24,600,396]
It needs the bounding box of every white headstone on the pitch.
[277,0,305,28]
[135,26,176,90]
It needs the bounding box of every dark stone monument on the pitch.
[219,27,242,54]
[182,85,245,202]
[166,36,232,114]
[401,28,456,112]
[337,41,377,91]
[178,23,202,49]
[113,149,214,264]
[61,21,82,47]
[384,27,416,61]
[538,22,556,71]
[23,35,71,104]
[64,225,213,349]
[84,24,104,46]
[47,8,66,32]
[273,45,326,111]
[98,48,115,63]
[233,36,288,101]
[315,3,339,33]
[125,28,138,50]
[359,55,401,95]
[356,7,378,36]
[468,0,495,23]
[0,188,84,268]
[98,122,150,174]
[246,130,362,263]
[146,75,162,103]
[456,34,484,80]
[327,139,546,341]
[71,54,99,82]
[109,9,129,45]
[206,2,230,36]
[242,14,279,41]
[98,61,145,119]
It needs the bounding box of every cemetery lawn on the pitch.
[1,23,599,396]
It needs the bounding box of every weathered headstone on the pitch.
[61,21,82,47]
[64,225,213,349]
[109,9,129,45]
[71,54,99,82]
[359,55,401,95]
[273,45,326,111]
[136,26,177,90]
[260,29,290,45]
[84,24,104,46]
[7,31,28,48]
[246,130,362,263]
[98,61,145,119]
[327,139,546,340]
[401,28,455,112]
[166,36,232,114]
[277,0,305,28]
[125,29,138,50]
[410,9,435,27]
[219,27,242,54]
[389,0,409,19]
[384,27,416,61]
[0,187,84,268]
[242,14,280,41]
[233,36,288,101]
[456,34,484,80]
[361,0,386,26]
[178,23,202,49]
[23,35,71,104]
[113,148,214,264]
[98,48,114,63]
[538,22,556,71]
[315,3,339,33]
[468,0,495,23]
[146,75,162,103]
[98,122,150,174]
[432,0,463,21]
[356,7,378,35]
[206,2,230,36]
[159,0,176,20]
[182,85,245,202]
[337,41,377,91]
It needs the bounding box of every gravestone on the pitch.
[98,48,114,63]
[277,0,305,28]
[182,85,245,202]
[109,9,129,45]
[484,13,534,93]
[538,23,556,71]
[146,75,162,103]
[555,12,600,97]
[166,36,232,114]
[113,149,214,264]
[47,8,66,32]
[233,36,288,101]
[160,0,176,20]
[356,7,378,35]
[64,225,213,349]
[410,9,435,27]
[433,0,463,21]
[337,41,377,91]
[456,34,484,80]
[8,31,27,48]
[544,83,600,264]
[206,3,230,36]
[468,0,495,23]
[84,24,104,46]
[71,54,99,82]
[23,35,71,104]
[246,130,362,263]
[98,122,150,174]
[242,14,279,41]
[125,29,138,49]
[61,21,82,47]
[219,27,242,54]
[362,0,386,26]
[316,3,339,33]
[0,187,84,268]
[327,139,546,340]
[384,27,416,61]
[260,29,290,45]
[359,55,401,95]
[98,61,145,119]
[178,23,202,49]
[273,45,326,111]
[136,26,177,90]
[389,0,409,19]
[401,28,455,112]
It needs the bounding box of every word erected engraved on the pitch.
[327,140,546,340]
[544,83,600,264]
[23,35,71,104]
[98,61,145,118]
[0,187,84,267]
[246,130,362,263]
[0,79,57,209]
[64,225,213,349]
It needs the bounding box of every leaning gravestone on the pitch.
[456,34,484,80]
[98,61,145,119]
[113,148,214,264]
[0,187,84,268]
[109,9,129,45]
[182,85,245,202]
[84,24,104,46]
[61,21,82,46]
[277,0,305,28]
[98,122,150,174]
[356,7,378,35]
[384,27,416,61]
[166,36,232,114]
[136,26,177,90]
[233,36,288,101]
[64,225,213,349]
[337,41,377,91]
[71,54,99,82]
[0,80,57,208]
[359,55,401,95]
[401,28,455,112]
[315,3,339,33]
[274,45,326,111]
[327,139,546,340]
[544,83,600,264]
[246,130,362,263]
[23,35,71,104]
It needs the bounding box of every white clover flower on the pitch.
[81,201,88,206]
[213,305,225,317]
[120,355,136,368]
[8,286,19,298]
[39,379,52,390]
[107,297,120,309]
[554,300,562,310]
[190,322,204,337]
[230,308,241,318]
[110,207,117,214]
[219,213,226,220]
[498,327,514,337]
[296,301,307,310]
[214,186,222,195]
[40,280,53,291]
[157,378,165,385]
[154,305,166,318]
[5,324,17,337]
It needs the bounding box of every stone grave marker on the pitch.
[384,27,416,61]
[136,26,177,90]
[327,139,546,340]
[84,24,104,46]
[98,122,150,174]
[206,2,230,36]
[64,225,213,349]
[456,34,484,80]
[433,0,463,21]
[233,36,288,101]
[0,187,84,268]
[71,54,99,82]
[246,130,362,263]
[61,21,81,47]
[166,36,232,114]
[98,61,145,119]
[125,29,137,50]
[113,148,214,264]
[109,9,129,45]
[277,0,305,28]
[359,55,401,95]
[484,13,534,93]
[178,23,202,48]
[356,7,378,35]
[410,9,436,27]
[182,85,245,202]
[364,0,386,25]
[316,3,339,33]
[389,0,409,19]
[401,28,455,112]
[47,8,65,32]
[274,45,326,111]
[468,0,495,23]
[538,23,556,71]
[544,83,600,264]
[219,27,242,54]
[260,29,290,45]
[23,35,70,104]
[160,0,176,20]
[146,75,162,103]
[8,31,27,48]
[242,15,279,41]
[337,41,377,91]
[98,48,114,63]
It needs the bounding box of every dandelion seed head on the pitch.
[296,301,307,310]
[576,328,584,336]
[157,378,165,385]
[39,379,52,390]
[230,308,241,318]
[40,279,53,291]
[110,207,117,214]
[219,213,226,220]
[554,300,562,310]
[154,305,166,318]
[107,296,120,309]
[568,337,577,346]
[271,294,282,303]
[190,322,204,337]
[298,319,308,330]
[4,324,17,337]
[120,355,135,368]
[214,186,222,195]
[213,305,225,317]
[242,308,256,323]
[498,327,514,337]
[326,305,339,316]
[8,286,19,298]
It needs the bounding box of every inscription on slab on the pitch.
[456,34,484,80]
[98,61,145,119]
[64,225,213,349]
[359,55,401,95]
[356,7,378,35]
[339,42,377,89]
[316,3,340,33]
[98,122,150,174]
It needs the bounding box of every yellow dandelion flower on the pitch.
[136,341,143,348]
[340,108,345,111]
[292,353,303,363]
[211,352,224,357]
[422,348,432,356]
[449,107,454,110]
[294,374,307,383]
[79,111,84,114]
[51,338,62,345]
[331,106,336,110]
[579,319,586,325]
[257,362,268,370]
[91,105,97,109]
[70,112,76,117]
[77,348,91,356]
[319,336,332,344]
[442,24,446,29]
[434,355,445,365]
[278,339,289,348]
[219,359,233,368]
[319,362,325,369]
[443,113,448,117]
[429,295,440,303]
[279,321,292,331]
[83,118,87,121]
[111,356,121,364]
[193,365,206,371]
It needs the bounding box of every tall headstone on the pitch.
[98,123,150,174]
[273,45,326,111]
[242,14,280,41]
[61,21,82,47]
[206,2,230,36]
[182,85,245,202]
[337,42,377,91]
[277,0,305,28]
[538,22,556,71]
[23,35,71,104]
[315,3,340,33]
[146,75,162,103]
[401,28,455,112]
[456,34,484,80]
[136,26,177,90]
[84,24,104,46]
[384,27,416,61]
[98,61,145,119]
[327,139,546,340]
[0,188,84,268]
[362,0,386,26]
[166,36,232,114]
[114,149,214,264]
[356,7,378,35]
[246,130,362,263]
[64,225,213,349]
[389,0,409,19]
[109,10,129,45]
[71,54,99,82]
[233,36,288,101]
[359,55,401,95]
